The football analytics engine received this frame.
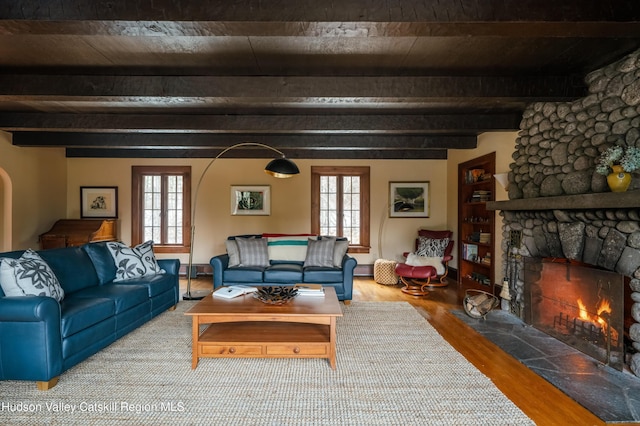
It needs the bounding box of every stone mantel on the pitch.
[486,190,640,211]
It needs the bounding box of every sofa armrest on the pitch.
[158,258,180,276]
[341,255,357,301]
[0,296,63,381]
[210,254,230,289]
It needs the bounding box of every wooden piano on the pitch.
[39,219,117,250]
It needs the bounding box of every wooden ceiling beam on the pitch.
[0,75,585,100]
[1,20,639,38]
[2,1,639,23]
[64,147,449,160]
[0,113,520,133]
[12,132,478,150]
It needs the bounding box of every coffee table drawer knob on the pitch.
[229,347,236,354]
[293,347,300,354]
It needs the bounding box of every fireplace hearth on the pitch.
[523,257,625,370]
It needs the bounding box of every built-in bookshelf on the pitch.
[458,152,496,298]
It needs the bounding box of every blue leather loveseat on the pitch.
[210,234,357,302]
[0,242,179,390]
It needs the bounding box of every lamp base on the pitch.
[182,290,211,300]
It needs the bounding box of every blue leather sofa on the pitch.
[0,242,180,390]
[210,234,357,302]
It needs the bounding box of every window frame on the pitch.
[311,166,370,253]
[131,165,191,253]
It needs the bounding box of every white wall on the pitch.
[66,157,449,266]
[0,131,67,250]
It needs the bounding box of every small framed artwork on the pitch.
[80,186,118,218]
[389,181,430,218]
[231,185,271,216]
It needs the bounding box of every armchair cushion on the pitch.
[416,236,450,257]
[406,253,445,275]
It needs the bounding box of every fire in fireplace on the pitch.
[523,257,625,371]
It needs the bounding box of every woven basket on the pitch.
[463,289,498,319]
[374,259,399,285]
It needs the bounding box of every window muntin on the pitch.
[312,166,369,253]
[132,166,191,253]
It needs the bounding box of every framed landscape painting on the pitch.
[389,181,429,218]
[80,186,118,218]
[230,185,271,215]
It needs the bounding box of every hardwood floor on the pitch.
[181,276,623,426]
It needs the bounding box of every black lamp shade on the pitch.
[264,157,300,178]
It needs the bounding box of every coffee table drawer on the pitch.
[266,344,327,355]
[202,345,263,355]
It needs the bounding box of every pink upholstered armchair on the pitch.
[395,229,454,296]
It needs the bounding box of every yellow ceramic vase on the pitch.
[607,165,631,192]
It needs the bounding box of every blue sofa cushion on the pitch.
[116,273,176,297]
[264,263,303,283]
[39,247,100,294]
[60,297,115,338]
[82,242,117,285]
[224,266,264,283]
[303,267,344,283]
[71,284,149,314]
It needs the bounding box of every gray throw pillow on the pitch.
[333,239,349,267]
[0,249,65,301]
[236,237,269,267]
[416,237,449,257]
[225,239,241,267]
[304,237,336,268]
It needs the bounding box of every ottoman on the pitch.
[373,259,398,285]
[394,262,440,296]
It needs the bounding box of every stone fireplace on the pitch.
[487,48,640,376]
[522,257,626,371]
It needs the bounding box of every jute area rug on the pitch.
[1,301,533,425]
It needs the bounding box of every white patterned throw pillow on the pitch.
[416,237,450,257]
[106,241,165,282]
[0,249,64,301]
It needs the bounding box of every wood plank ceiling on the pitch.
[0,1,639,159]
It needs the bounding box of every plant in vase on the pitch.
[595,145,640,192]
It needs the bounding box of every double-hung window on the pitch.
[131,166,191,253]
[311,166,370,253]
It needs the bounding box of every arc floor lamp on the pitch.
[183,142,300,300]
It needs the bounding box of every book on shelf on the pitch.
[479,232,491,244]
[462,243,478,262]
[294,283,325,297]
[213,285,258,299]
[470,190,492,202]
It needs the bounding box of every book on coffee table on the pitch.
[294,284,325,297]
[213,285,258,299]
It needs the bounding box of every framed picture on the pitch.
[80,186,118,218]
[230,185,271,215]
[389,181,429,218]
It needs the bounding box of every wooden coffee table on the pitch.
[184,287,343,369]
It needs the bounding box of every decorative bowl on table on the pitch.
[253,286,298,305]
